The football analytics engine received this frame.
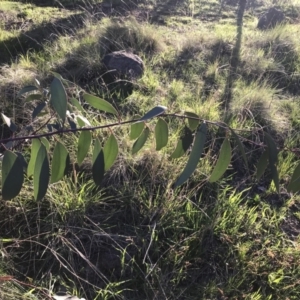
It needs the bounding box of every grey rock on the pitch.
[102,50,144,80]
[257,7,285,30]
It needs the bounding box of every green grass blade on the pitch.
[83,93,118,115]
[209,137,231,183]
[155,118,169,151]
[34,144,49,201]
[2,151,24,200]
[50,141,69,184]
[132,127,150,154]
[174,122,207,187]
[77,131,92,165]
[103,133,119,171]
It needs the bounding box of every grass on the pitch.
[1,0,300,299]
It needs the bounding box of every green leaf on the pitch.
[287,163,300,193]
[83,94,118,115]
[265,132,278,165]
[229,128,248,169]
[92,139,105,185]
[138,106,167,122]
[132,127,150,155]
[2,151,24,200]
[209,138,231,183]
[184,111,200,131]
[41,137,50,151]
[27,139,42,177]
[174,122,207,187]
[103,133,119,171]
[76,115,91,127]
[270,163,280,193]
[17,85,38,97]
[32,102,47,120]
[256,149,269,180]
[34,144,50,201]
[170,126,193,159]
[25,93,43,102]
[130,119,144,140]
[1,113,17,132]
[155,118,169,151]
[50,141,69,183]
[77,131,92,165]
[50,77,67,123]
[70,97,84,113]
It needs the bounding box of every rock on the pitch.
[102,50,144,80]
[257,7,285,30]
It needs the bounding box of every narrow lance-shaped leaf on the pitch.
[132,127,150,155]
[209,137,231,183]
[256,149,269,180]
[76,115,91,127]
[2,151,24,200]
[51,141,69,183]
[32,102,47,120]
[138,105,167,122]
[229,127,248,169]
[70,97,84,113]
[103,133,118,171]
[83,94,118,115]
[34,144,50,201]
[25,93,42,102]
[287,162,300,193]
[50,77,67,123]
[17,85,38,97]
[174,122,207,187]
[170,126,193,159]
[1,113,17,132]
[28,139,42,177]
[130,115,144,140]
[265,132,279,193]
[155,118,169,151]
[77,131,92,165]
[41,137,50,151]
[184,111,200,131]
[92,139,104,185]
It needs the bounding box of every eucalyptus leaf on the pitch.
[32,102,47,120]
[170,126,193,159]
[27,139,42,177]
[77,131,92,165]
[184,111,200,131]
[92,139,104,185]
[174,122,207,187]
[83,94,118,115]
[50,77,67,123]
[132,127,150,154]
[51,141,69,183]
[2,151,24,200]
[34,144,49,201]
[155,118,169,151]
[103,134,118,171]
[138,106,167,122]
[287,163,300,193]
[17,85,38,97]
[209,138,231,183]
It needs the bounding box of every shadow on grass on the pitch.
[221,0,246,112]
[0,12,87,65]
